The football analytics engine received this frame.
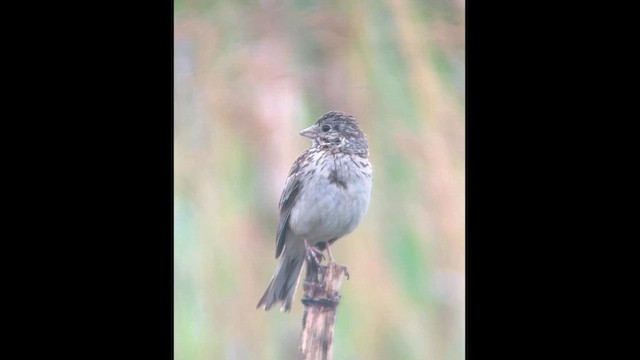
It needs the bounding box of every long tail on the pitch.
[257,238,305,312]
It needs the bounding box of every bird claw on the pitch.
[341,265,350,280]
[304,239,324,266]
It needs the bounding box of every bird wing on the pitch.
[275,149,309,258]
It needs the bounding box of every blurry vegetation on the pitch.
[174,0,464,359]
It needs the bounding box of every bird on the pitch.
[257,111,373,312]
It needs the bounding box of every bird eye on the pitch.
[322,124,331,132]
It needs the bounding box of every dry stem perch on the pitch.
[298,257,350,360]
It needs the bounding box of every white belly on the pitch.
[288,152,372,244]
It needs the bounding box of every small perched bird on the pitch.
[257,111,373,312]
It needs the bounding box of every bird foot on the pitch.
[304,239,324,266]
[325,242,336,264]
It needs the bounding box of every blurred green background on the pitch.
[174,0,464,359]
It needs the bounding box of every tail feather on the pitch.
[257,239,305,312]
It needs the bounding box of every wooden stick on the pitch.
[297,258,349,360]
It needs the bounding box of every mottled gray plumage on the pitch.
[257,111,373,312]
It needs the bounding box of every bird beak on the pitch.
[299,125,317,139]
